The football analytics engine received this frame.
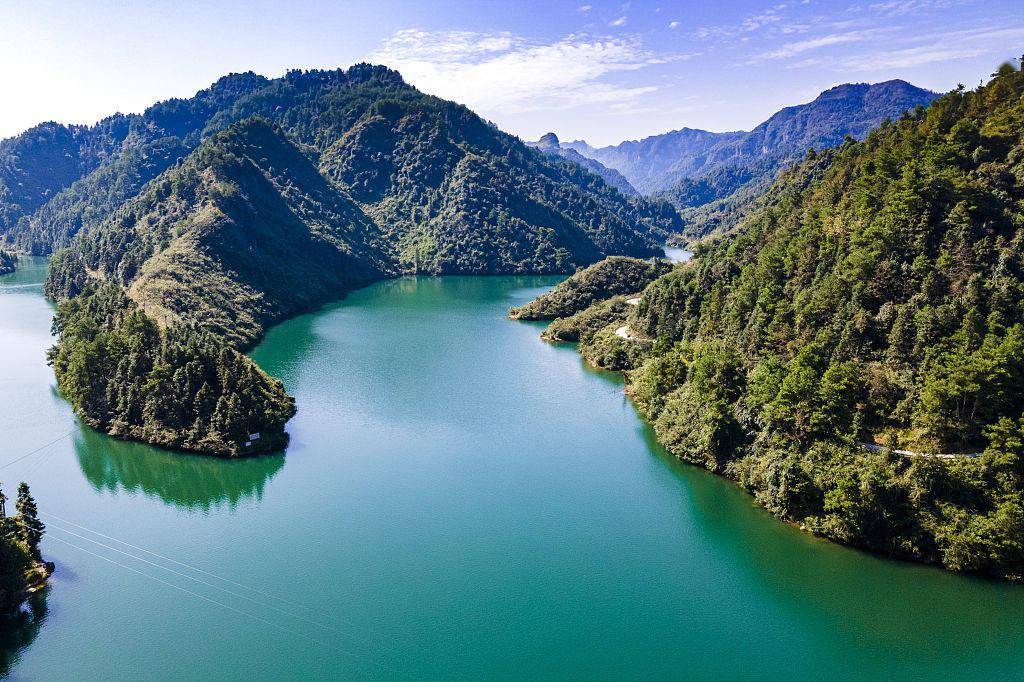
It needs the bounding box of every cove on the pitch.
[2,259,1024,679]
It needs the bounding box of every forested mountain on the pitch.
[4,65,672,262]
[1,73,271,253]
[48,282,295,456]
[563,80,939,220]
[39,64,675,456]
[509,255,669,320]
[528,132,639,198]
[521,63,1024,580]
[47,118,389,348]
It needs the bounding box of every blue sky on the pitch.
[1,0,1020,145]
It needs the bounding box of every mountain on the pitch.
[563,127,742,195]
[528,132,638,198]
[518,62,1024,580]
[508,255,670,320]
[48,118,389,347]
[41,65,675,455]
[565,80,940,218]
[3,66,673,261]
[1,72,272,253]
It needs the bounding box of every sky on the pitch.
[0,0,1021,146]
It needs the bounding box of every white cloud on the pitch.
[578,4,592,12]
[669,21,680,29]
[368,29,675,115]
[610,16,628,27]
[758,30,878,60]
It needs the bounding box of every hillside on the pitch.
[47,117,389,348]
[565,80,939,218]
[1,73,271,253]
[40,66,675,456]
[5,65,672,262]
[522,63,1024,580]
[48,282,295,456]
[509,256,670,320]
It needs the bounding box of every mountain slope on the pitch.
[563,127,743,195]
[41,66,674,456]
[1,72,272,252]
[48,118,388,348]
[524,63,1024,580]
[10,65,669,265]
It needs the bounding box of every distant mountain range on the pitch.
[527,132,639,198]
[541,80,940,228]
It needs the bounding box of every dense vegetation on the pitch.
[48,283,295,456]
[509,256,670,320]
[0,73,271,252]
[0,483,50,616]
[526,63,1024,581]
[0,250,15,275]
[5,65,672,266]
[565,80,938,218]
[46,118,389,348]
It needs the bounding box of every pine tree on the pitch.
[16,483,44,559]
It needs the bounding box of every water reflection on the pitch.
[635,419,1024,668]
[0,589,48,677]
[73,429,285,512]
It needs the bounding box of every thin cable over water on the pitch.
[47,535,355,655]
[47,523,335,631]
[0,431,73,471]
[42,511,322,614]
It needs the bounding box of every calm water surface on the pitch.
[2,257,1023,679]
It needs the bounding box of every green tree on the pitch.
[15,483,44,559]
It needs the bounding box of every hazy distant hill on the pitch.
[563,80,940,216]
[528,132,639,198]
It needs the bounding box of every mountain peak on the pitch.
[536,132,560,150]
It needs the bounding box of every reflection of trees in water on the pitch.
[0,589,48,677]
[634,417,1024,663]
[73,429,285,512]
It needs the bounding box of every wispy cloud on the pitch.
[610,16,628,27]
[368,29,682,115]
[669,21,681,29]
[578,4,592,12]
[864,0,959,16]
[788,25,1024,70]
[695,3,794,40]
[757,29,882,60]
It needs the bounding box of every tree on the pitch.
[16,483,44,559]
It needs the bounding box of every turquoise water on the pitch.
[2,258,1024,679]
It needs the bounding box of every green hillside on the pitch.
[6,65,672,264]
[509,256,670,320]
[527,63,1024,580]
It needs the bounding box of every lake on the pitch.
[2,257,1023,679]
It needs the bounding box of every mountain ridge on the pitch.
[562,79,940,212]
